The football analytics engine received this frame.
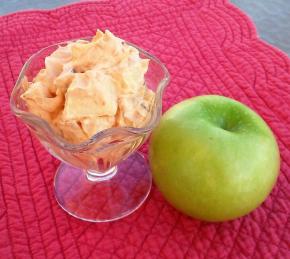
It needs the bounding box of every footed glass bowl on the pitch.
[10,38,170,222]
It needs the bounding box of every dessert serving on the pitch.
[21,30,155,143]
[10,29,170,222]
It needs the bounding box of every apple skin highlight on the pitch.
[149,95,280,222]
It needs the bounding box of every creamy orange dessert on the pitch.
[21,30,155,143]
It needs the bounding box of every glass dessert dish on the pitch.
[10,38,170,222]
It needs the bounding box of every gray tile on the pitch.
[0,0,77,15]
[231,0,290,56]
[1,0,289,56]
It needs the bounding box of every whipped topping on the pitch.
[21,30,154,143]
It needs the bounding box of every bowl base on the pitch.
[54,152,152,222]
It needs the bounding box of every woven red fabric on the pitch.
[0,0,289,258]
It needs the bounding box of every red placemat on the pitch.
[0,0,289,258]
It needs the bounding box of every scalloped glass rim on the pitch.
[10,37,170,151]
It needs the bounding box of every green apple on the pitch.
[149,95,280,222]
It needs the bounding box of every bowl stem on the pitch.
[86,166,118,182]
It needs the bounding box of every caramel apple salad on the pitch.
[21,30,155,143]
